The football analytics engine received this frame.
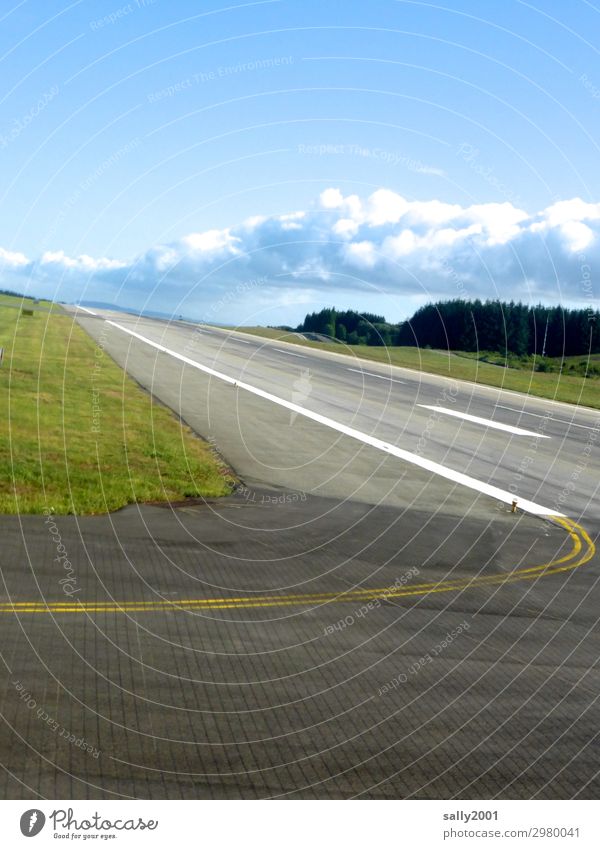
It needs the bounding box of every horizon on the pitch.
[4,287,599,329]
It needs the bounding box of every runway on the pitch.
[73,307,599,524]
[0,306,598,799]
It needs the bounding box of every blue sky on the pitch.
[1,0,599,324]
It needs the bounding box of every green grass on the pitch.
[455,349,600,378]
[0,297,235,514]
[234,327,600,410]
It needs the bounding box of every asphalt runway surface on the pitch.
[0,307,598,799]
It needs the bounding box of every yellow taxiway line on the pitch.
[0,517,594,615]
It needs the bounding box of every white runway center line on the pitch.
[101,318,562,518]
[418,405,551,438]
[273,348,308,358]
[348,367,406,385]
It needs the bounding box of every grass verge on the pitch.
[0,297,235,514]
[234,327,600,410]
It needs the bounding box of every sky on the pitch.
[0,0,599,325]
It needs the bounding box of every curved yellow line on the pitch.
[1,516,594,614]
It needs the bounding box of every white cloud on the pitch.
[384,229,419,257]
[152,247,179,272]
[243,214,267,229]
[181,228,239,253]
[0,247,29,268]
[40,250,125,271]
[404,199,462,226]
[319,187,345,209]
[333,218,359,238]
[344,240,377,267]
[278,211,306,231]
[10,188,600,315]
[464,202,528,246]
[430,224,482,247]
[530,198,600,252]
[558,220,594,252]
[365,189,409,225]
[542,198,600,227]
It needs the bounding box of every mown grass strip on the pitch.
[0,297,234,514]
[234,327,600,410]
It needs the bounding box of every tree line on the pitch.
[0,288,37,301]
[295,300,600,356]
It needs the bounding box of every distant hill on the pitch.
[76,301,204,324]
[77,300,141,315]
[73,301,238,327]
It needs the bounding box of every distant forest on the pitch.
[0,289,37,301]
[295,300,600,357]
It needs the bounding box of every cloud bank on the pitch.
[3,189,599,321]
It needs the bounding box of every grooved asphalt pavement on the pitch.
[0,309,599,799]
